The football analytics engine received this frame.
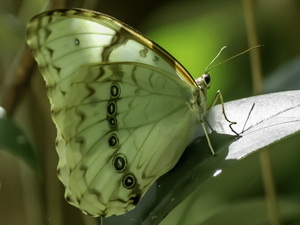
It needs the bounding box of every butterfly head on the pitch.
[195,73,211,90]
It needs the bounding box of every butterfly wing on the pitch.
[27,8,199,217]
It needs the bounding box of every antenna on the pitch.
[205,45,263,73]
[204,46,227,73]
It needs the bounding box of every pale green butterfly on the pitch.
[26,8,233,217]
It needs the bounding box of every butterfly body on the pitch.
[26,9,209,217]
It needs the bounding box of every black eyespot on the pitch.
[113,153,127,172]
[74,38,80,46]
[110,83,120,98]
[107,101,117,115]
[107,116,118,129]
[108,133,119,148]
[139,48,148,58]
[123,174,136,189]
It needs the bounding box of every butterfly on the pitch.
[26,8,233,217]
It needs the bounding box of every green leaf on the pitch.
[102,90,300,225]
[264,57,300,93]
[0,108,39,171]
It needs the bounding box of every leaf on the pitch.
[0,107,38,171]
[102,90,300,225]
[263,57,300,93]
[207,90,300,160]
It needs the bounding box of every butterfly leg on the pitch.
[200,121,215,155]
[208,90,239,136]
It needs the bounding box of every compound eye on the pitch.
[203,73,211,85]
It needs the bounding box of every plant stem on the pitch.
[243,0,281,224]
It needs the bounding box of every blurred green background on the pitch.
[0,0,299,224]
